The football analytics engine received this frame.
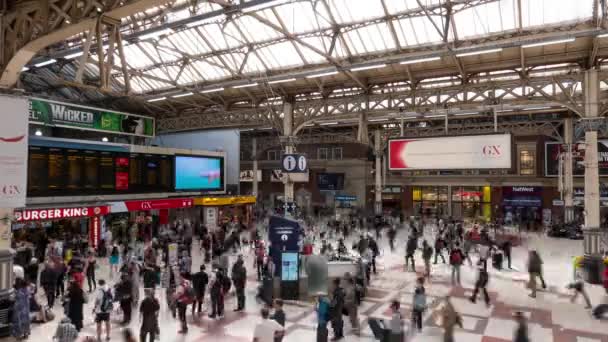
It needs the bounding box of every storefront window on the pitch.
[451,186,491,221]
[519,149,536,175]
[413,186,448,217]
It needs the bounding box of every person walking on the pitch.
[441,296,462,342]
[174,275,194,334]
[527,250,546,298]
[421,240,433,278]
[405,235,417,272]
[388,227,397,252]
[231,255,247,311]
[568,258,592,309]
[343,275,360,335]
[449,243,464,286]
[84,251,97,293]
[93,279,113,342]
[513,311,530,342]
[368,237,379,275]
[209,271,224,319]
[330,278,345,341]
[53,317,79,342]
[11,278,31,340]
[501,240,512,269]
[40,261,58,308]
[65,280,86,331]
[316,293,331,342]
[412,277,427,333]
[116,274,133,324]
[469,262,491,307]
[192,264,209,316]
[139,289,160,342]
[109,245,120,278]
[434,235,446,264]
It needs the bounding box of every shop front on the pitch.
[194,196,256,228]
[12,205,111,264]
[501,186,543,226]
[411,185,492,220]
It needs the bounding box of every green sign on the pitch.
[28,98,155,137]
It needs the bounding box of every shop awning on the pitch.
[14,205,111,222]
[194,196,256,206]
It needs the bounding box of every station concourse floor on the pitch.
[28,227,608,342]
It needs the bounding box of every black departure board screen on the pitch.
[83,151,99,190]
[48,148,66,190]
[129,154,142,190]
[160,157,171,190]
[67,150,83,190]
[144,155,160,187]
[99,152,114,190]
[28,147,47,192]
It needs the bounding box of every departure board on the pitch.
[129,154,142,189]
[27,147,47,192]
[67,150,83,190]
[99,152,114,189]
[144,155,160,187]
[48,149,66,189]
[160,157,171,190]
[115,155,129,191]
[83,151,99,190]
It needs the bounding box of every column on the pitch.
[0,208,14,302]
[283,101,295,217]
[252,137,258,197]
[583,69,602,255]
[374,130,382,215]
[447,185,453,217]
[357,112,369,145]
[563,117,574,223]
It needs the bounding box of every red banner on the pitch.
[123,198,194,211]
[15,206,110,222]
[89,216,100,249]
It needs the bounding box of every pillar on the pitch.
[493,108,498,132]
[357,112,369,145]
[583,69,602,255]
[447,185,453,217]
[444,115,448,134]
[374,130,382,215]
[0,208,14,302]
[252,137,258,197]
[283,101,295,217]
[563,117,575,223]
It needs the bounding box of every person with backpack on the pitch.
[469,262,490,306]
[229,256,245,310]
[405,235,418,272]
[93,279,112,342]
[174,275,194,334]
[139,289,160,342]
[316,293,331,342]
[419,240,432,279]
[434,235,446,264]
[412,277,427,332]
[449,243,464,286]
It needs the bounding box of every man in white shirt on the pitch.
[253,307,284,342]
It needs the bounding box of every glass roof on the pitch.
[42,0,596,95]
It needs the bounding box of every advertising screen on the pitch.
[174,155,223,191]
[281,252,299,281]
[317,173,344,191]
[545,141,608,177]
[389,134,512,170]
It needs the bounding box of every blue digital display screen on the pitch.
[281,252,299,281]
[174,156,223,191]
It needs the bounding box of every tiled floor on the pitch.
[27,226,608,341]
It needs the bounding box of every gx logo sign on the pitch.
[482,145,503,157]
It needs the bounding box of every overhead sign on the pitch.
[282,154,307,173]
[545,141,608,177]
[204,207,218,229]
[29,98,155,137]
[389,134,512,170]
[0,96,28,208]
[110,198,193,212]
[14,206,111,222]
[239,170,261,182]
[335,195,357,202]
[271,169,309,183]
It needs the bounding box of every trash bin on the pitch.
[582,255,604,285]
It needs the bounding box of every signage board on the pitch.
[110,198,193,213]
[545,141,608,176]
[335,195,357,202]
[0,96,28,208]
[14,205,110,222]
[89,216,100,249]
[29,98,155,137]
[268,216,302,276]
[271,169,309,183]
[239,170,261,182]
[281,252,299,281]
[204,207,218,229]
[388,134,512,170]
[281,154,307,173]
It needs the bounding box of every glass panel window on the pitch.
[318,148,329,160]
[267,150,279,161]
[519,149,535,175]
[332,147,343,160]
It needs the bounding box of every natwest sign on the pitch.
[123,198,193,212]
[15,206,110,222]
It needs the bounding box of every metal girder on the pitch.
[157,70,596,132]
[0,0,175,88]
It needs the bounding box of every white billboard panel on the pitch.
[388,134,512,170]
[0,96,28,207]
[239,170,262,182]
[271,169,309,182]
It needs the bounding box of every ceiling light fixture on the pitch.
[201,87,224,93]
[268,78,297,84]
[455,48,502,57]
[101,137,109,142]
[147,97,167,102]
[138,28,173,41]
[597,33,608,38]
[320,122,338,126]
[64,51,84,59]
[525,106,551,110]
[21,67,29,72]
[34,129,42,136]
[172,92,194,98]
[400,56,441,65]
[34,59,57,68]
[233,82,258,89]
[368,118,388,122]
[522,38,575,48]
[425,114,446,118]
[241,0,292,13]
[350,64,386,72]
[453,112,478,116]
[306,70,338,78]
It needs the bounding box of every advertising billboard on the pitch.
[174,156,223,191]
[388,134,512,170]
[29,98,155,137]
[270,169,309,183]
[545,141,608,177]
[239,170,262,182]
[0,96,28,208]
